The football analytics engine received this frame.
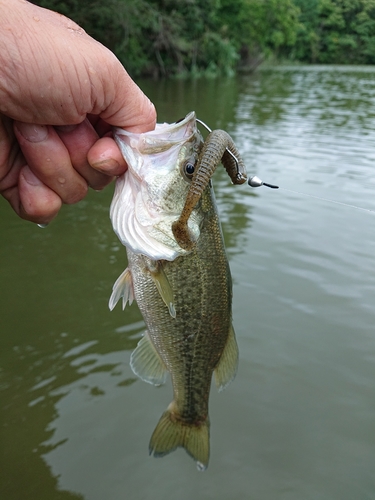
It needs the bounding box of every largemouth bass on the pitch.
[109,112,247,471]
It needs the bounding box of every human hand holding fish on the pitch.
[109,112,247,470]
[0,0,156,225]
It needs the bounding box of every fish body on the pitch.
[109,112,239,471]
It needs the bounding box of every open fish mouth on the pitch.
[114,111,197,160]
[110,112,203,261]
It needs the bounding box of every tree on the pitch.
[292,0,375,64]
[218,0,301,70]
[32,0,239,77]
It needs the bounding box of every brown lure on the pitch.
[172,129,247,250]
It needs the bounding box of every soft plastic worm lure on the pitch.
[172,127,247,250]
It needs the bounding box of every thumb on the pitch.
[98,61,157,133]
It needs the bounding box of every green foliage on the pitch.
[31,0,375,75]
[216,0,301,69]
[32,0,239,77]
[292,0,375,63]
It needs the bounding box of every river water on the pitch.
[1,66,375,499]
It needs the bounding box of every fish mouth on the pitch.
[110,111,203,261]
[113,112,197,156]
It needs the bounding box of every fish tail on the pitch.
[149,407,210,471]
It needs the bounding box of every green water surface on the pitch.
[1,67,375,499]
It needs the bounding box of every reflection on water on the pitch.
[1,66,375,499]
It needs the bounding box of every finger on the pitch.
[87,136,127,176]
[0,116,21,192]
[3,165,62,224]
[87,115,112,137]
[13,121,88,204]
[55,119,114,190]
[98,62,157,133]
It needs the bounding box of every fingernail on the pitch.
[91,158,120,173]
[21,166,43,186]
[15,122,48,142]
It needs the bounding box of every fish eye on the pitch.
[184,162,195,178]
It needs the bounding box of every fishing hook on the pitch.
[196,118,278,189]
[196,118,241,179]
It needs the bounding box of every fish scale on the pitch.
[109,112,244,470]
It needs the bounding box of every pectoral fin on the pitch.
[214,324,239,392]
[109,267,134,311]
[130,332,168,386]
[148,263,176,318]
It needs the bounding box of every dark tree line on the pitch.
[32,0,375,77]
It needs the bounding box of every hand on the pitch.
[0,0,156,224]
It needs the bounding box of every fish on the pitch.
[109,112,247,471]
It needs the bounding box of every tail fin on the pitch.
[149,408,210,471]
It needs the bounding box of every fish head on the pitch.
[110,112,204,261]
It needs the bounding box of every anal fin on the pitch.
[130,331,168,386]
[214,323,239,392]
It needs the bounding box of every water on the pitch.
[1,66,375,499]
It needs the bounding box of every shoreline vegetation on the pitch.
[33,0,375,78]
